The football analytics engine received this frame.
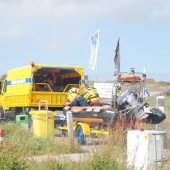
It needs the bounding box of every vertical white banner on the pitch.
[89,29,100,70]
[114,38,120,76]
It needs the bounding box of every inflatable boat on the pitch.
[63,89,166,126]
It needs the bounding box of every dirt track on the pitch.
[27,137,100,163]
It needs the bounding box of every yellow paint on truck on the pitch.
[0,63,85,118]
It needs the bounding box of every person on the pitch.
[52,73,64,92]
[43,80,53,91]
[34,84,44,91]
[83,87,102,106]
[64,87,89,108]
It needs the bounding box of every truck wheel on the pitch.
[75,125,86,145]
[9,108,17,121]
[0,107,5,119]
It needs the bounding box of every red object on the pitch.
[0,129,4,149]
[0,129,4,137]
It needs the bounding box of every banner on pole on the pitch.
[89,29,100,70]
[114,38,120,76]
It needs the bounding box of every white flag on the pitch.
[89,29,100,70]
[114,38,120,76]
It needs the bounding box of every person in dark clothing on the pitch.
[63,87,89,113]
[67,95,89,107]
[65,87,88,106]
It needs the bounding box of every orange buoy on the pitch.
[119,75,141,81]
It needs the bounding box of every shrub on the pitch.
[0,152,29,170]
[29,160,65,170]
[87,153,118,170]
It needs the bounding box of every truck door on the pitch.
[0,80,6,95]
[0,80,5,118]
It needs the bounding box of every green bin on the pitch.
[16,115,29,125]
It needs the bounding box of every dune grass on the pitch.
[27,130,128,170]
[0,123,81,169]
[0,122,128,170]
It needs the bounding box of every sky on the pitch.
[0,0,170,81]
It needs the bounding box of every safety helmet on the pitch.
[68,87,80,94]
[67,88,80,102]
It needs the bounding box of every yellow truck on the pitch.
[0,63,85,120]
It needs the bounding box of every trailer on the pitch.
[57,68,166,144]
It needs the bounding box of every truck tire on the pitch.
[4,108,15,121]
[6,107,23,121]
[0,107,5,119]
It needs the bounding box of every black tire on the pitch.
[6,107,23,121]
[147,108,166,124]
[9,108,17,121]
[0,107,5,119]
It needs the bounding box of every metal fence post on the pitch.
[66,111,74,139]
[156,96,165,130]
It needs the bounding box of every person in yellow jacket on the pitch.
[83,87,102,106]
[65,87,89,107]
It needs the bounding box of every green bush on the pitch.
[88,154,118,170]
[29,160,65,170]
[0,153,29,170]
